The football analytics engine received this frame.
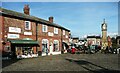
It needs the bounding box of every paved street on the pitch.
[2,53,120,73]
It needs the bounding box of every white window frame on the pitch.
[54,27,58,34]
[42,25,48,32]
[42,39,49,53]
[25,21,31,30]
[63,30,65,35]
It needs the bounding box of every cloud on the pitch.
[108,32,118,36]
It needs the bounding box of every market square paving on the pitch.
[2,53,120,72]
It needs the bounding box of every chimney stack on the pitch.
[49,16,53,23]
[23,4,30,15]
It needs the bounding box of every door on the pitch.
[49,43,53,55]
[11,44,17,58]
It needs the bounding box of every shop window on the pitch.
[42,25,48,32]
[42,39,48,53]
[25,21,31,30]
[54,27,58,34]
[22,47,33,55]
[53,40,59,52]
[16,47,22,55]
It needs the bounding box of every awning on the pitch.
[62,42,69,48]
[9,40,39,46]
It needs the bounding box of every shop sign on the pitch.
[48,32,53,36]
[9,27,21,33]
[8,34,19,39]
[24,32,32,35]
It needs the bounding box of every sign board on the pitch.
[24,32,32,35]
[9,27,21,33]
[48,32,53,36]
[8,34,19,39]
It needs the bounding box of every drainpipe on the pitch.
[36,22,38,54]
[61,29,63,54]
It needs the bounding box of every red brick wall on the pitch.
[4,17,37,40]
[37,24,63,51]
[0,16,3,52]
[2,16,70,54]
[3,17,37,53]
[62,30,69,43]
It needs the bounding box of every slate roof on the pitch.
[0,7,70,31]
[87,36,101,39]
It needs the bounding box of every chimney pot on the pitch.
[24,4,30,15]
[49,16,53,23]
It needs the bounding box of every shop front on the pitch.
[9,40,39,59]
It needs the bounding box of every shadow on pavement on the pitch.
[66,58,120,73]
[2,59,21,68]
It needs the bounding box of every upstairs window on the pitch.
[54,27,58,34]
[63,30,65,35]
[25,21,31,30]
[42,25,48,32]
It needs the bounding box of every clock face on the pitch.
[103,24,106,29]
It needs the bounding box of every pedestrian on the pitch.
[46,48,49,56]
[71,46,76,54]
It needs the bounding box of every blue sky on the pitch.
[2,2,118,37]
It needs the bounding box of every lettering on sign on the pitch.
[9,27,21,33]
[8,34,19,39]
[24,32,32,35]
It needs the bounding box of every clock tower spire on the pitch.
[101,19,108,53]
[103,18,105,23]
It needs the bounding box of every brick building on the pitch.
[72,37,79,44]
[0,5,70,58]
[87,36,101,46]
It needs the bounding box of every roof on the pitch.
[87,36,101,39]
[116,36,120,39]
[72,37,79,39]
[0,7,70,31]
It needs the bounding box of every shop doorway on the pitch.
[11,45,16,58]
[49,42,53,55]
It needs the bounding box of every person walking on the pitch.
[46,48,49,56]
[71,46,76,54]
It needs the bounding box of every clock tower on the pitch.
[101,19,108,51]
